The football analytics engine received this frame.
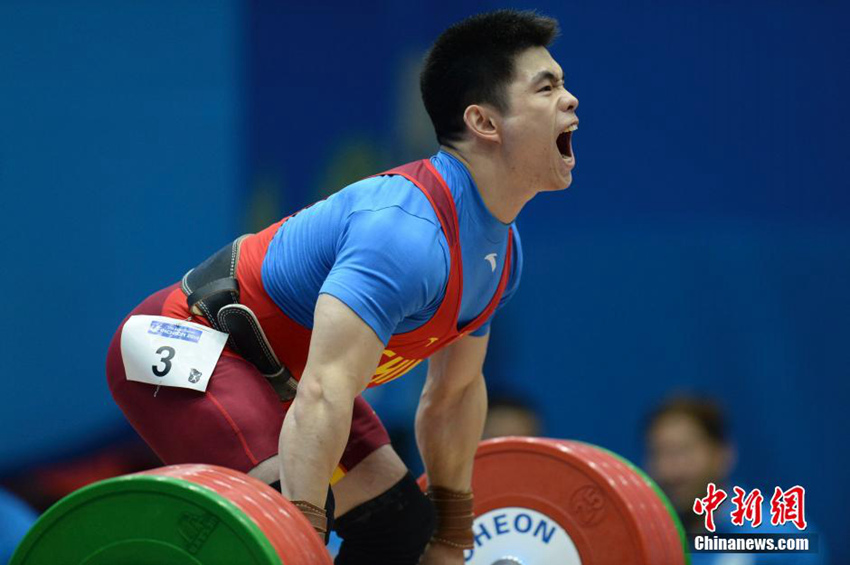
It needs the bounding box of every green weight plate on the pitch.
[11,474,282,565]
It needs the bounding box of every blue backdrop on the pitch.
[1,0,244,465]
[2,0,847,561]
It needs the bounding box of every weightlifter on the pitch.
[106,10,579,564]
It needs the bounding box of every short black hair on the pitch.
[645,395,730,445]
[420,10,560,145]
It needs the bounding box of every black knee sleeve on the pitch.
[270,481,335,543]
[334,472,436,565]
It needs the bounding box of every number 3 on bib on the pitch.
[120,315,228,392]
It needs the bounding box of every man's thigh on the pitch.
[109,347,286,472]
[107,285,401,506]
[106,286,286,471]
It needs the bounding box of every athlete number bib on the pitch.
[120,315,228,392]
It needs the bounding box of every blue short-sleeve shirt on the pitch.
[262,150,523,345]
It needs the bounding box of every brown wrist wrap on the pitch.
[427,486,475,550]
[291,500,327,539]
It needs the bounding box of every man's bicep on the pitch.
[304,294,386,394]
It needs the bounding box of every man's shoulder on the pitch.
[344,205,448,277]
[341,172,435,217]
[289,171,441,237]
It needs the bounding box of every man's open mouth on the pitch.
[557,123,578,159]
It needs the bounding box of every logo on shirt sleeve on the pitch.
[484,253,498,272]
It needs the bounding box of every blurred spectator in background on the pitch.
[0,487,37,564]
[482,394,543,440]
[644,395,828,565]
[1,432,161,515]
[645,396,734,529]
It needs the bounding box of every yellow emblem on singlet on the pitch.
[371,349,423,385]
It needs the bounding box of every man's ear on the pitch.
[462,104,501,144]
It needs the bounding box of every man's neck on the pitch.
[441,145,533,224]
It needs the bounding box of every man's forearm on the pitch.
[415,372,487,490]
[279,374,356,507]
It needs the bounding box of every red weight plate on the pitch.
[580,443,678,565]
[142,465,331,565]
[464,437,657,564]
[573,442,670,565]
[563,441,669,565]
[590,449,688,565]
[574,442,684,565]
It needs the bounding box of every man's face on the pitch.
[645,414,733,516]
[497,46,579,192]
